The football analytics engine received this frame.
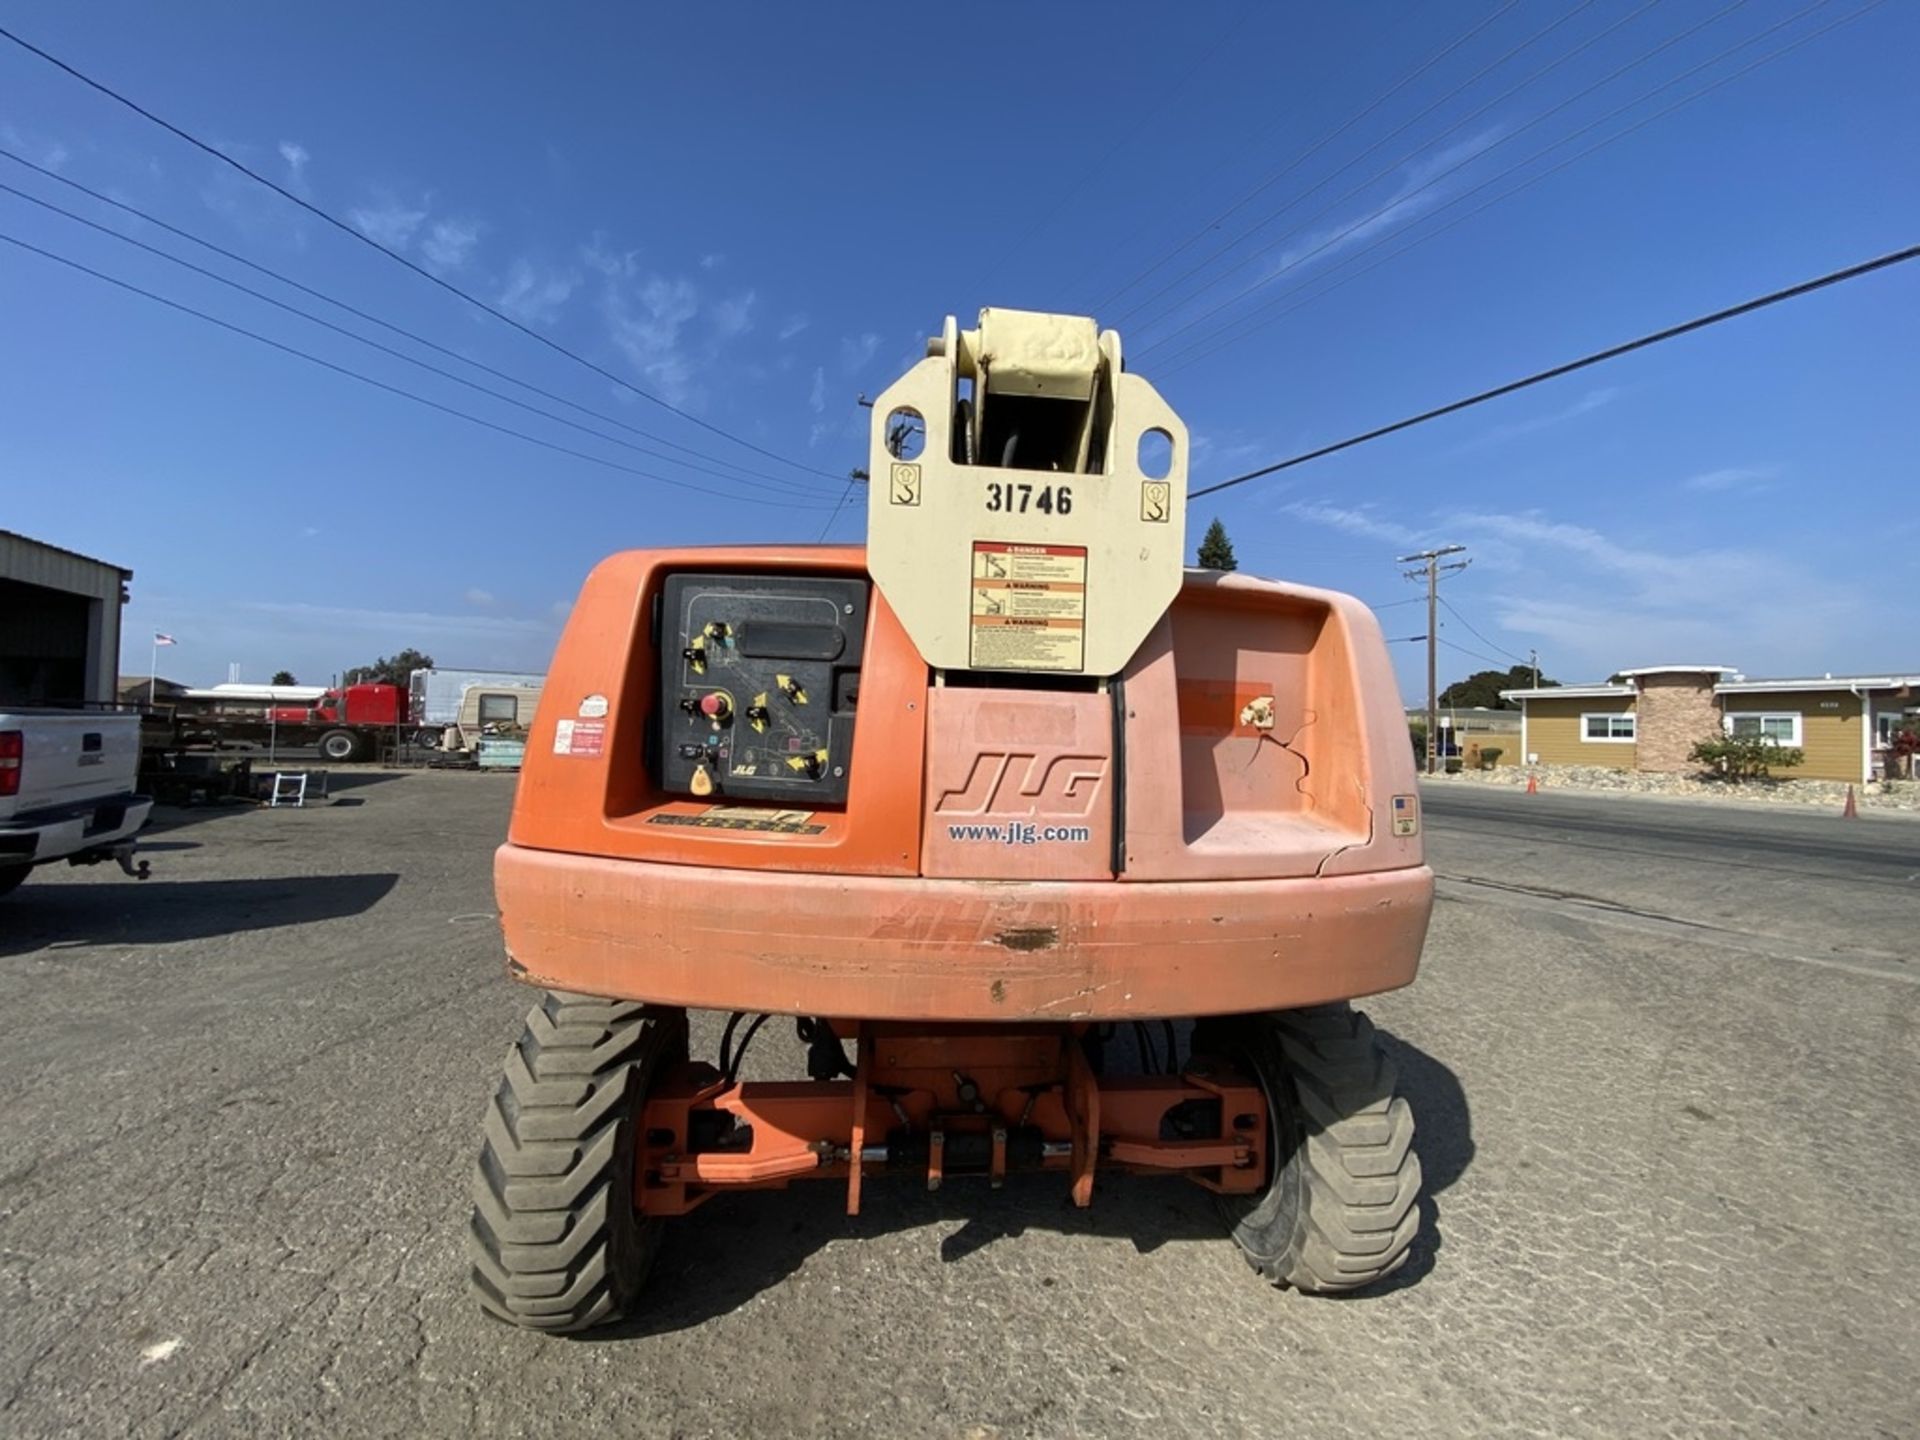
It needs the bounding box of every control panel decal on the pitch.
[647,807,827,834]
[657,573,867,804]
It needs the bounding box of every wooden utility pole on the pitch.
[1398,545,1468,774]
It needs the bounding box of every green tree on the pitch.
[343,649,435,687]
[1438,665,1557,709]
[1196,518,1238,571]
[270,670,297,686]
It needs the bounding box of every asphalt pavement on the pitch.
[0,772,1915,1438]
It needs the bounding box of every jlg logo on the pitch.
[935,752,1107,818]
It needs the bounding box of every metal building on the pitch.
[0,530,133,707]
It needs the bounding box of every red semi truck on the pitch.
[171,683,404,761]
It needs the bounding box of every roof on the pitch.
[1613,664,1737,677]
[0,529,132,577]
[1501,684,1635,701]
[1716,674,1920,694]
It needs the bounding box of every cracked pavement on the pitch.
[0,771,1915,1437]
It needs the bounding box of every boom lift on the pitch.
[470,308,1433,1331]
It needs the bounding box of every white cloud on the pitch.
[497,259,578,324]
[421,218,481,270]
[1262,129,1504,284]
[1,124,68,171]
[278,141,309,183]
[1284,501,1425,548]
[1148,128,1506,347]
[1461,387,1618,450]
[1447,509,1872,681]
[839,332,881,373]
[602,273,701,404]
[122,595,559,687]
[808,366,827,414]
[1682,465,1777,493]
[349,200,428,248]
[778,314,810,342]
[464,588,495,607]
[711,290,756,338]
[700,252,724,270]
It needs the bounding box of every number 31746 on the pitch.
[984,482,1072,515]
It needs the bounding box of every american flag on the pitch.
[154,632,177,646]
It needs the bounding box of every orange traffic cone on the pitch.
[1841,784,1858,819]
[1525,772,1538,795]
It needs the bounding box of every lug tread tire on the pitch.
[468,991,684,1332]
[1218,1004,1423,1294]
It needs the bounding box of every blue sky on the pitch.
[2,0,1915,697]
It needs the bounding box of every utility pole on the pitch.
[1398,545,1469,775]
[1530,647,1539,689]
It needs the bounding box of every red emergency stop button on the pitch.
[698,693,732,722]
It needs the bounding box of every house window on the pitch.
[1877,710,1919,745]
[1582,712,1636,742]
[1726,712,1801,746]
[477,693,518,725]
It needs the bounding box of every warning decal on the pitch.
[968,541,1087,672]
[648,806,825,834]
[552,719,606,756]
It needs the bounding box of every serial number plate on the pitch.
[984,482,1073,515]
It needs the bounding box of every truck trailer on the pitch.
[169,681,406,762]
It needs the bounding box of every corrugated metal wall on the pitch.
[0,533,129,706]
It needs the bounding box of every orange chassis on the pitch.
[496,546,1428,1219]
[638,1021,1266,1218]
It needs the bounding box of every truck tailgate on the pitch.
[0,713,144,821]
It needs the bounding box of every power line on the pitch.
[0,147,832,494]
[814,478,859,542]
[1438,595,1528,663]
[1155,0,1885,377]
[0,229,833,510]
[1189,241,1920,501]
[1089,1,1518,316]
[1137,0,1757,357]
[0,177,831,503]
[1438,635,1515,670]
[1113,0,1609,331]
[0,23,840,482]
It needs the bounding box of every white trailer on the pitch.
[407,668,545,753]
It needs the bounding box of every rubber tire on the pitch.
[1213,1005,1422,1293]
[469,991,686,1332]
[317,729,361,763]
[0,866,28,898]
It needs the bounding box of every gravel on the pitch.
[1429,763,1920,813]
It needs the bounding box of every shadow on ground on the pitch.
[0,872,400,956]
[573,1026,1471,1340]
[142,768,407,834]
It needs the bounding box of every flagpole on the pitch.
[149,635,157,708]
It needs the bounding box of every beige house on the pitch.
[1501,666,1920,784]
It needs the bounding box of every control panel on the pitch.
[656,573,868,805]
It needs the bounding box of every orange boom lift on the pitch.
[470,309,1434,1331]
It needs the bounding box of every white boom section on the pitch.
[865,308,1188,677]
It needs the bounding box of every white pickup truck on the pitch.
[0,710,153,898]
